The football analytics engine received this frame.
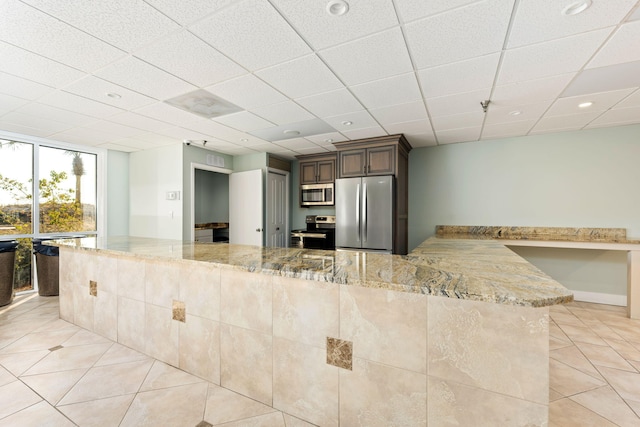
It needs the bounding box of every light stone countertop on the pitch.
[50,235,573,308]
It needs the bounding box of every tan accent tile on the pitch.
[549,398,617,427]
[575,341,636,371]
[89,280,97,297]
[178,315,221,384]
[172,300,186,322]
[340,285,426,373]
[58,394,134,427]
[326,337,352,370]
[145,304,179,366]
[1,400,75,427]
[180,262,221,322]
[116,257,145,301]
[140,360,206,392]
[569,386,640,427]
[204,384,277,425]
[549,359,605,397]
[340,358,426,426]
[117,297,145,353]
[273,337,338,426]
[221,324,272,405]
[550,345,603,380]
[220,269,271,333]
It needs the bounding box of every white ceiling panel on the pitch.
[631,5,640,21]
[107,137,162,150]
[587,106,640,128]
[615,89,640,108]
[22,0,181,52]
[431,111,485,132]
[0,0,125,73]
[482,120,537,140]
[62,76,157,110]
[96,142,139,152]
[134,132,188,146]
[134,30,246,87]
[498,28,613,85]
[305,132,348,145]
[295,89,363,118]
[0,72,52,100]
[508,0,637,48]
[405,132,437,148]
[341,125,388,140]
[350,73,421,110]
[427,89,491,118]
[484,100,553,126]
[1,112,71,134]
[83,120,146,139]
[107,112,174,132]
[587,20,640,69]
[405,0,514,69]
[418,53,500,99]
[270,0,398,50]
[0,42,85,88]
[369,100,427,125]
[547,88,635,116]
[395,0,482,23]
[134,102,204,126]
[53,132,108,146]
[50,127,119,145]
[319,28,414,86]
[213,111,274,132]
[95,57,197,101]
[256,55,343,99]
[531,111,602,133]
[156,126,213,142]
[185,119,246,141]
[0,94,30,111]
[37,91,124,118]
[273,137,318,151]
[189,0,310,70]
[562,60,640,97]
[492,73,575,107]
[206,75,287,110]
[250,101,314,125]
[383,119,432,136]
[323,110,379,132]
[144,0,238,26]
[16,103,96,127]
[0,121,52,137]
[436,126,482,144]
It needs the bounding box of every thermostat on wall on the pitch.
[166,191,180,200]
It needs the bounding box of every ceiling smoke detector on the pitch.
[326,0,349,16]
[562,0,592,16]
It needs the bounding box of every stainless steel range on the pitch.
[290,215,336,250]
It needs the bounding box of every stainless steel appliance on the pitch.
[290,215,336,250]
[300,183,334,207]
[335,176,393,253]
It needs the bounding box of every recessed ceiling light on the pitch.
[283,129,300,136]
[325,138,334,143]
[578,101,593,108]
[326,0,349,16]
[508,110,523,116]
[106,92,121,99]
[341,121,353,126]
[562,0,592,16]
[240,138,248,142]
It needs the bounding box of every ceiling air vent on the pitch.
[165,89,242,119]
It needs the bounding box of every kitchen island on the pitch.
[52,235,571,426]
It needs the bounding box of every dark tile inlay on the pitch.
[195,421,213,427]
[49,345,63,352]
[89,280,97,297]
[172,300,186,322]
[327,337,353,370]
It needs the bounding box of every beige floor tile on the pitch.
[32,318,80,333]
[21,368,87,405]
[139,360,206,392]
[549,359,605,397]
[22,342,112,376]
[62,328,112,347]
[627,399,640,418]
[557,324,608,346]
[549,388,564,401]
[597,366,640,404]
[604,338,640,362]
[204,384,277,425]
[549,398,617,427]
[0,400,75,427]
[120,382,209,427]
[94,342,151,367]
[550,335,573,351]
[0,365,14,387]
[0,349,49,376]
[549,312,586,327]
[282,413,318,426]
[216,411,286,427]
[569,385,640,427]
[575,342,636,372]
[0,329,79,354]
[550,345,602,380]
[0,380,43,420]
[58,393,135,427]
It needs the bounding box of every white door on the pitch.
[229,169,263,246]
[266,171,287,247]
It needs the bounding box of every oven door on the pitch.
[291,232,330,249]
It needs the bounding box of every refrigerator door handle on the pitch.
[355,182,361,242]
[362,182,367,243]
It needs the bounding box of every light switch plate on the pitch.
[166,191,180,200]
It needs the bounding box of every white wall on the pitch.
[129,144,183,240]
[408,124,640,300]
[106,150,129,236]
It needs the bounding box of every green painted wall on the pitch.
[106,150,129,236]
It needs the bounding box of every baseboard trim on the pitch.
[572,290,627,307]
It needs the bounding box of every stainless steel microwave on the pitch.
[300,183,334,206]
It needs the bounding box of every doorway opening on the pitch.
[190,163,232,242]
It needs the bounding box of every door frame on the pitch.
[189,162,233,242]
[265,167,290,247]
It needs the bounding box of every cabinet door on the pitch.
[339,149,366,178]
[316,159,335,183]
[300,161,318,184]
[367,146,395,175]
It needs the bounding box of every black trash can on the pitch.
[0,240,18,306]
[33,239,60,297]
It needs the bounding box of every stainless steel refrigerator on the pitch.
[335,175,393,253]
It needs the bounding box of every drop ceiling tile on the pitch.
[213,111,274,132]
[341,126,387,140]
[96,142,139,153]
[319,28,413,86]
[507,0,637,48]
[369,100,427,125]
[134,30,246,87]
[587,106,640,127]
[497,28,613,85]
[323,110,379,131]
[206,74,287,110]
[394,0,480,23]
[156,126,212,142]
[294,146,330,155]
[134,132,186,145]
[0,121,52,137]
[405,0,514,68]
[482,120,537,140]
[250,101,314,125]
[0,42,85,88]
[95,56,197,100]
[189,0,311,70]
[223,146,260,156]
[631,6,640,21]
[0,72,52,100]
[108,137,161,150]
[548,88,635,116]
[83,120,146,139]
[436,126,481,144]
[587,20,640,69]
[270,0,398,50]
[134,103,203,126]
[0,93,30,111]
[22,0,181,51]
[107,112,174,132]
[615,89,640,108]
[16,103,96,127]
[484,100,553,125]
[185,119,247,141]
[37,91,124,118]
[562,60,640,97]
[295,89,363,117]
[405,132,437,148]
[51,127,119,144]
[145,0,237,26]
[418,53,500,99]
[62,76,157,110]
[273,137,317,151]
[0,0,126,72]
[250,118,335,142]
[350,73,421,109]
[427,89,492,118]
[383,119,432,135]
[304,132,348,145]
[1,111,71,134]
[531,111,602,133]
[492,73,575,106]
[431,111,485,131]
[256,55,343,99]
